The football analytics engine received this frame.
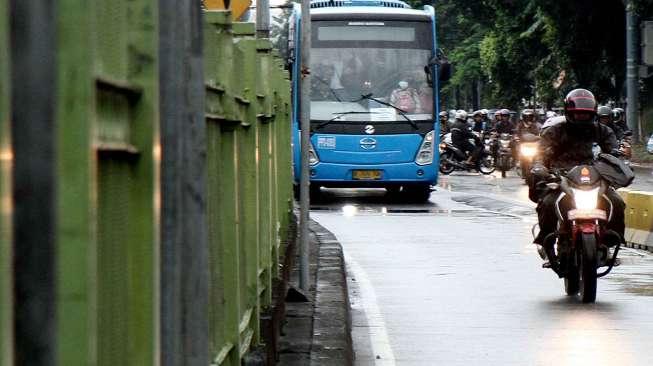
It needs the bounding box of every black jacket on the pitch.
[451,120,477,147]
[537,118,618,171]
[494,120,514,134]
[603,122,626,141]
[515,121,541,138]
[472,119,492,133]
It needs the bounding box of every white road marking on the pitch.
[345,252,396,366]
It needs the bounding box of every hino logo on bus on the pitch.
[364,125,375,134]
[360,138,377,150]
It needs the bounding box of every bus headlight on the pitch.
[572,187,599,210]
[416,131,435,166]
[309,142,319,166]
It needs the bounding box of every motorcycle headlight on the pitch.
[520,145,537,157]
[572,187,600,210]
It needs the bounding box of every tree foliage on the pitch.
[404,0,636,110]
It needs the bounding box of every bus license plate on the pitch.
[352,170,382,180]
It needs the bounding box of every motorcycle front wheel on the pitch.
[579,233,598,303]
[564,259,580,296]
[478,155,495,175]
[439,152,455,174]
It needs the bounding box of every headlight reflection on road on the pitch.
[342,204,358,217]
[539,310,632,366]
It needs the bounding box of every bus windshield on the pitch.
[310,20,433,122]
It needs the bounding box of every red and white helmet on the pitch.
[564,88,597,125]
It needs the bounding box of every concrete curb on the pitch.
[277,219,353,366]
[309,221,353,366]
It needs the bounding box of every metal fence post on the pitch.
[9,0,57,365]
[159,0,209,365]
[0,0,12,363]
[299,0,311,292]
[626,2,641,141]
[233,21,262,348]
[54,0,94,364]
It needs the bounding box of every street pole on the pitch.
[256,0,270,38]
[626,1,640,141]
[10,0,57,364]
[299,0,311,291]
[159,0,209,365]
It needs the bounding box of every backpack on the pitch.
[394,89,417,112]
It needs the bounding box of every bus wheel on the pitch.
[405,185,431,203]
[386,186,401,196]
[293,184,300,201]
[309,184,322,202]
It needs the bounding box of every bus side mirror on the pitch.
[438,61,451,83]
[425,51,452,86]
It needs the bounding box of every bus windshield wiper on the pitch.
[313,76,343,102]
[317,111,380,129]
[356,93,419,130]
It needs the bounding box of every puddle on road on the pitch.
[606,249,653,297]
[311,204,515,219]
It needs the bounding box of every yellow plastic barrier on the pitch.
[204,0,251,20]
[621,190,653,251]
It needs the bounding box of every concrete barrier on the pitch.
[618,189,653,252]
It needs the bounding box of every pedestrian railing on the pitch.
[1,4,292,365]
[203,11,293,365]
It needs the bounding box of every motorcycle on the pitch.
[439,133,495,175]
[496,133,513,178]
[515,133,539,186]
[538,154,634,303]
[618,132,633,166]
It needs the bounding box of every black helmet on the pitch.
[439,111,448,118]
[564,88,597,125]
[521,108,535,123]
[597,105,612,118]
[612,107,624,121]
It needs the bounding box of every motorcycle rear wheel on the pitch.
[579,233,598,303]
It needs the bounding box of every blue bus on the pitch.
[289,0,449,202]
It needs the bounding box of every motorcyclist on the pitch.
[515,109,542,138]
[439,111,450,134]
[598,105,625,140]
[514,109,542,160]
[472,110,492,134]
[493,109,515,134]
[537,109,546,124]
[612,107,630,136]
[531,89,625,255]
[451,110,483,166]
[481,109,493,130]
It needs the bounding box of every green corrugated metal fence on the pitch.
[1,3,292,365]
[203,10,292,365]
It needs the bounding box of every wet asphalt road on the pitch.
[310,169,653,366]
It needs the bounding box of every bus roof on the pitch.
[310,6,431,20]
[310,0,411,9]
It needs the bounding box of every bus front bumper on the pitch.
[302,162,437,187]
